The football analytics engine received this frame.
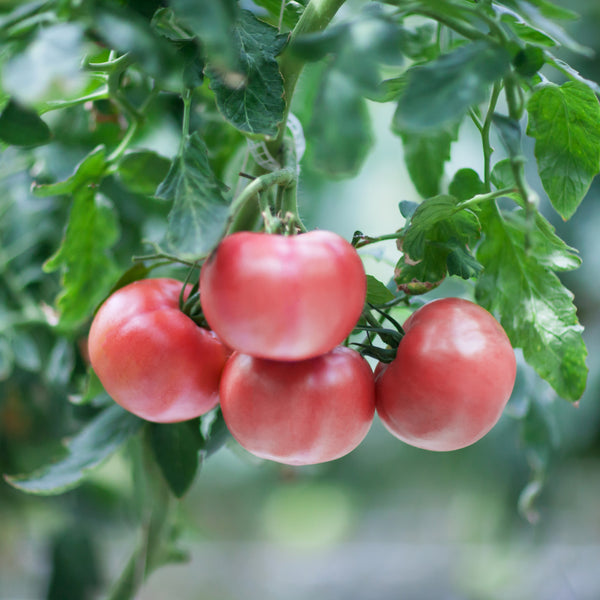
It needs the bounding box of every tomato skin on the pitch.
[375,298,516,451]
[199,231,366,361]
[220,347,376,465]
[88,278,229,423]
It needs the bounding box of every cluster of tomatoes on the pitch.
[88,230,517,465]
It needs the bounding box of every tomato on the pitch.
[88,278,229,423]
[375,298,516,451]
[220,346,375,465]
[200,231,366,361]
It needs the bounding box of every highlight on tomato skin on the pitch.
[375,297,517,452]
[88,278,230,423]
[219,346,376,466]
[200,230,367,362]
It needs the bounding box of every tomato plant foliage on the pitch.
[0,0,598,595]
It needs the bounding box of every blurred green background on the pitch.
[2,1,600,599]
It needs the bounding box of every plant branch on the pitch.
[457,187,518,209]
[482,81,503,191]
[353,232,403,249]
[407,8,488,42]
[38,87,110,114]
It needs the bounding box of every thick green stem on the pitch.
[181,89,192,140]
[482,82,502,191]
[269,0,347,151]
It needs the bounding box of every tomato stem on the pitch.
[354,303,406,362]
[227,167,296,233]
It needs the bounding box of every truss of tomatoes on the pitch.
[88,230,517,466]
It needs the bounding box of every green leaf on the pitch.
[199,408,230,457]
[156,132,231,258]
[517,2,592,56]
[395,41,510,131]
[448,168,485,202]
[393,122,459,198]
[523,0,578,21]
[118,150,172,197]
[4,405,143,495]
[394,249,446,296]
[0,99,51,147]
[42,148,120,328]
[490,158,525,204]
[208,11,286,137]
[476,205,587,401]
[170,0,239,69]
[105,263,154,299]
[367,76,407,103]
[366,275,395,305]
[399,200,418,218]
[495,8,557,47]
[308,68,373,178]
[402,195,481,260]
[395,195,482,292]
[149,420,203,498]
[445,241,484,279]
[33,146,107,197]
[527,82,600,220]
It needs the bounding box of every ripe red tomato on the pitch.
[220,346,376,465]
[375,298,516,451]
[88,278,229,423]
[200,230,366,361]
